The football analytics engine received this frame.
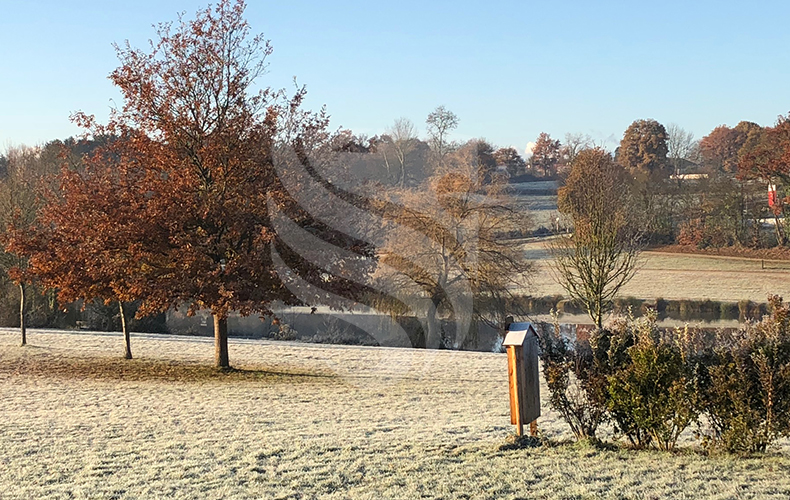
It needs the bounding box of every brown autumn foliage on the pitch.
[617,119,670,186]
[530,132,561,178]
[700,121,762,174]
[8,139,163,359]
[738,114,790,245]
[10,0,373,368]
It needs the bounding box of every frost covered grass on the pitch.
[524,241,790,302]
[2,328,790,499]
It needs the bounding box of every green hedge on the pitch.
[538,296,790,453]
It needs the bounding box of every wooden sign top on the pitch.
[503,323,537,346]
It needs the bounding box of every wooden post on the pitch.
[504,323,541,437]
[507,344,525,436]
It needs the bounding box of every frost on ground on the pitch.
[1,329,790,499]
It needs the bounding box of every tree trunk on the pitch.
[773,211,787,246]
[19,283,26,346]
[425,297,442,349]
[589,299,603,329]
[119,301,132,360]
[214,314,230,369]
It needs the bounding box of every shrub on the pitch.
[593,311,698,450]
[697,296,790,453]
[538,314,607,441]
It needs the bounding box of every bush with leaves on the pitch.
[592,311,698,450]
[697,295,790,453]
[539,314,608,441]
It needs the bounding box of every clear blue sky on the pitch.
[2,0,789,155]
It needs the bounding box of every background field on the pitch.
[3,328,790,499]
[522,240,790,303]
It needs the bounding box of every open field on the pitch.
[523,240,790,303]
[2,329,790,499]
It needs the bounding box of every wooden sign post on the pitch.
[504,322,540,436]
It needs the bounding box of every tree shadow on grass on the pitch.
[499,435,620,452]
[0,346,337,384]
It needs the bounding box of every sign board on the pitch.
[504,322,540,435]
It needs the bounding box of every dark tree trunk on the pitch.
[119,301,132,359]
[19,283,26,346]
[214,314,230,368]
[773,211,787,246]
[425,296,443,349]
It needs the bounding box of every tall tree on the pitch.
[700,121,761,174]
[425,106,459,163]
[618,119,670,186]
[665,123,698,177]
[388,118,418,188]
[562,132,593,166]
[739,115,790,245]
[58,0,337,368]
[530,132,562,177]
[550,148,642,328]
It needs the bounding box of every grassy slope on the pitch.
[1,329,790,499]
[523,240,790,302]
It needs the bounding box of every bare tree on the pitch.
[376,151,532,349]
[562,133,593,165]
[666,123,698,177]
[425,106,459,163]
[549,148,642,327]
[386,117,418,187]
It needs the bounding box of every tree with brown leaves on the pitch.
[10,139,159,359]
[739,115,790,245]
[550,148,642,328]
[0,147,41,345]
[618,119,670,186]
[530,132,562,178]
[25,0,347,368]
[700,121,761,174]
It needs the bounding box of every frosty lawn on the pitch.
[1,328,790,499]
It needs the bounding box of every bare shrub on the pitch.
[539,314,607,441]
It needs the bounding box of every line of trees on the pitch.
[2,0,788,367]
[0,0,538,366]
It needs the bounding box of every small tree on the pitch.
[493,147,526,178]
[9,141,156,359]
[549,148,642,327]
[0,147,39,345]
